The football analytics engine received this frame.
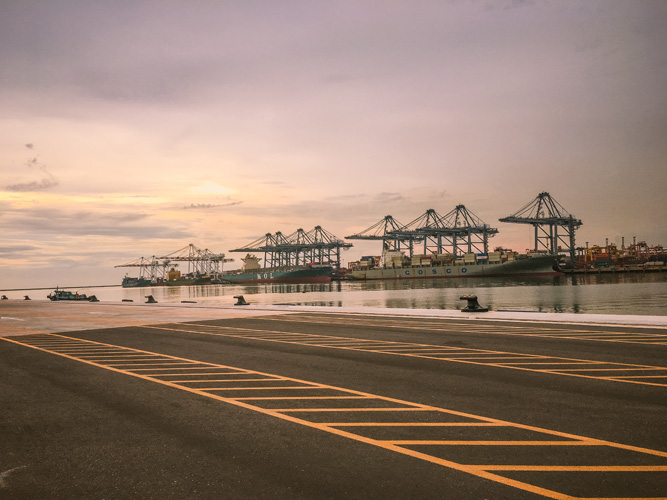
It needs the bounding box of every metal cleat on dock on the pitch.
[460,294,488,312]
[233,295,249,306]
[145,295,157,303]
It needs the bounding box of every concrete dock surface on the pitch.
[2,300,666,499]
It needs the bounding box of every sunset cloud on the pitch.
[0,0,665,288]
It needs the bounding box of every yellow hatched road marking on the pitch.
[3,332,667,500]
[264,314,667,345]
[144,323,667,388]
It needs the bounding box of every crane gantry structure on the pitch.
[344,215,414,254]
[115,244,233,282]
[345,205,498,258]
[499,192,582,261]
[229,226,352,268]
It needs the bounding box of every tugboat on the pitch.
[47,287,99,302]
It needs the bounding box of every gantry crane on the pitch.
[499,192,582,261]
[346,206,497,258]
[230,226,352,269]
[115,244,233,282]
[345,215,415,254]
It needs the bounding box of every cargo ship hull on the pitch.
[220,266,332,284]
[122,276,152,288]
[165,276,212,286]
[350,255,559,280]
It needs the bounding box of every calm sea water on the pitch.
[27,273,667,317]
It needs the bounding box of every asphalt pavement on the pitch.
[1,301,666,499]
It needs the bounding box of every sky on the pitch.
[1,0,666,289]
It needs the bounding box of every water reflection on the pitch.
[78,272,667,316]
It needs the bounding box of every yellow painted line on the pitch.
[378,350,469,355]
[55,348,128,352]
[275,408,431,412]
[201,386,320,391]
[479,465,667,472]
[400,351,511,355]
[267,314,667,345]
[383,440,597,446]
[497,362,599,366]
[435,356,542,360]
[106,362,192,367]
[25,341,86,345]
[148,324,667,388]
[117,362,200,367]
[325,422,505,427]
[369,347,458,352]
[233,396,371,400]
[150,372,247,376]
[79,354,161,358]
[5,332,667,500]
[547,368,667,372]
[180,378,285,383]
[169,377,268,383]
[126,366,213,371]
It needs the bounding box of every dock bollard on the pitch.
[460,294,488,312]
[145,295,157,304]
[24,295,31,300]
[1,295,7,300]
[233,295,249,306]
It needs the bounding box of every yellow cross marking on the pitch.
[3,332,667,500]
[143,322,667,387]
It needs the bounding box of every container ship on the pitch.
[217,255,332,284]
[348,250,560,280]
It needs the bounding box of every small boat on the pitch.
[47,287,99,302]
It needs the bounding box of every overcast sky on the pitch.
[1,0,666,288]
